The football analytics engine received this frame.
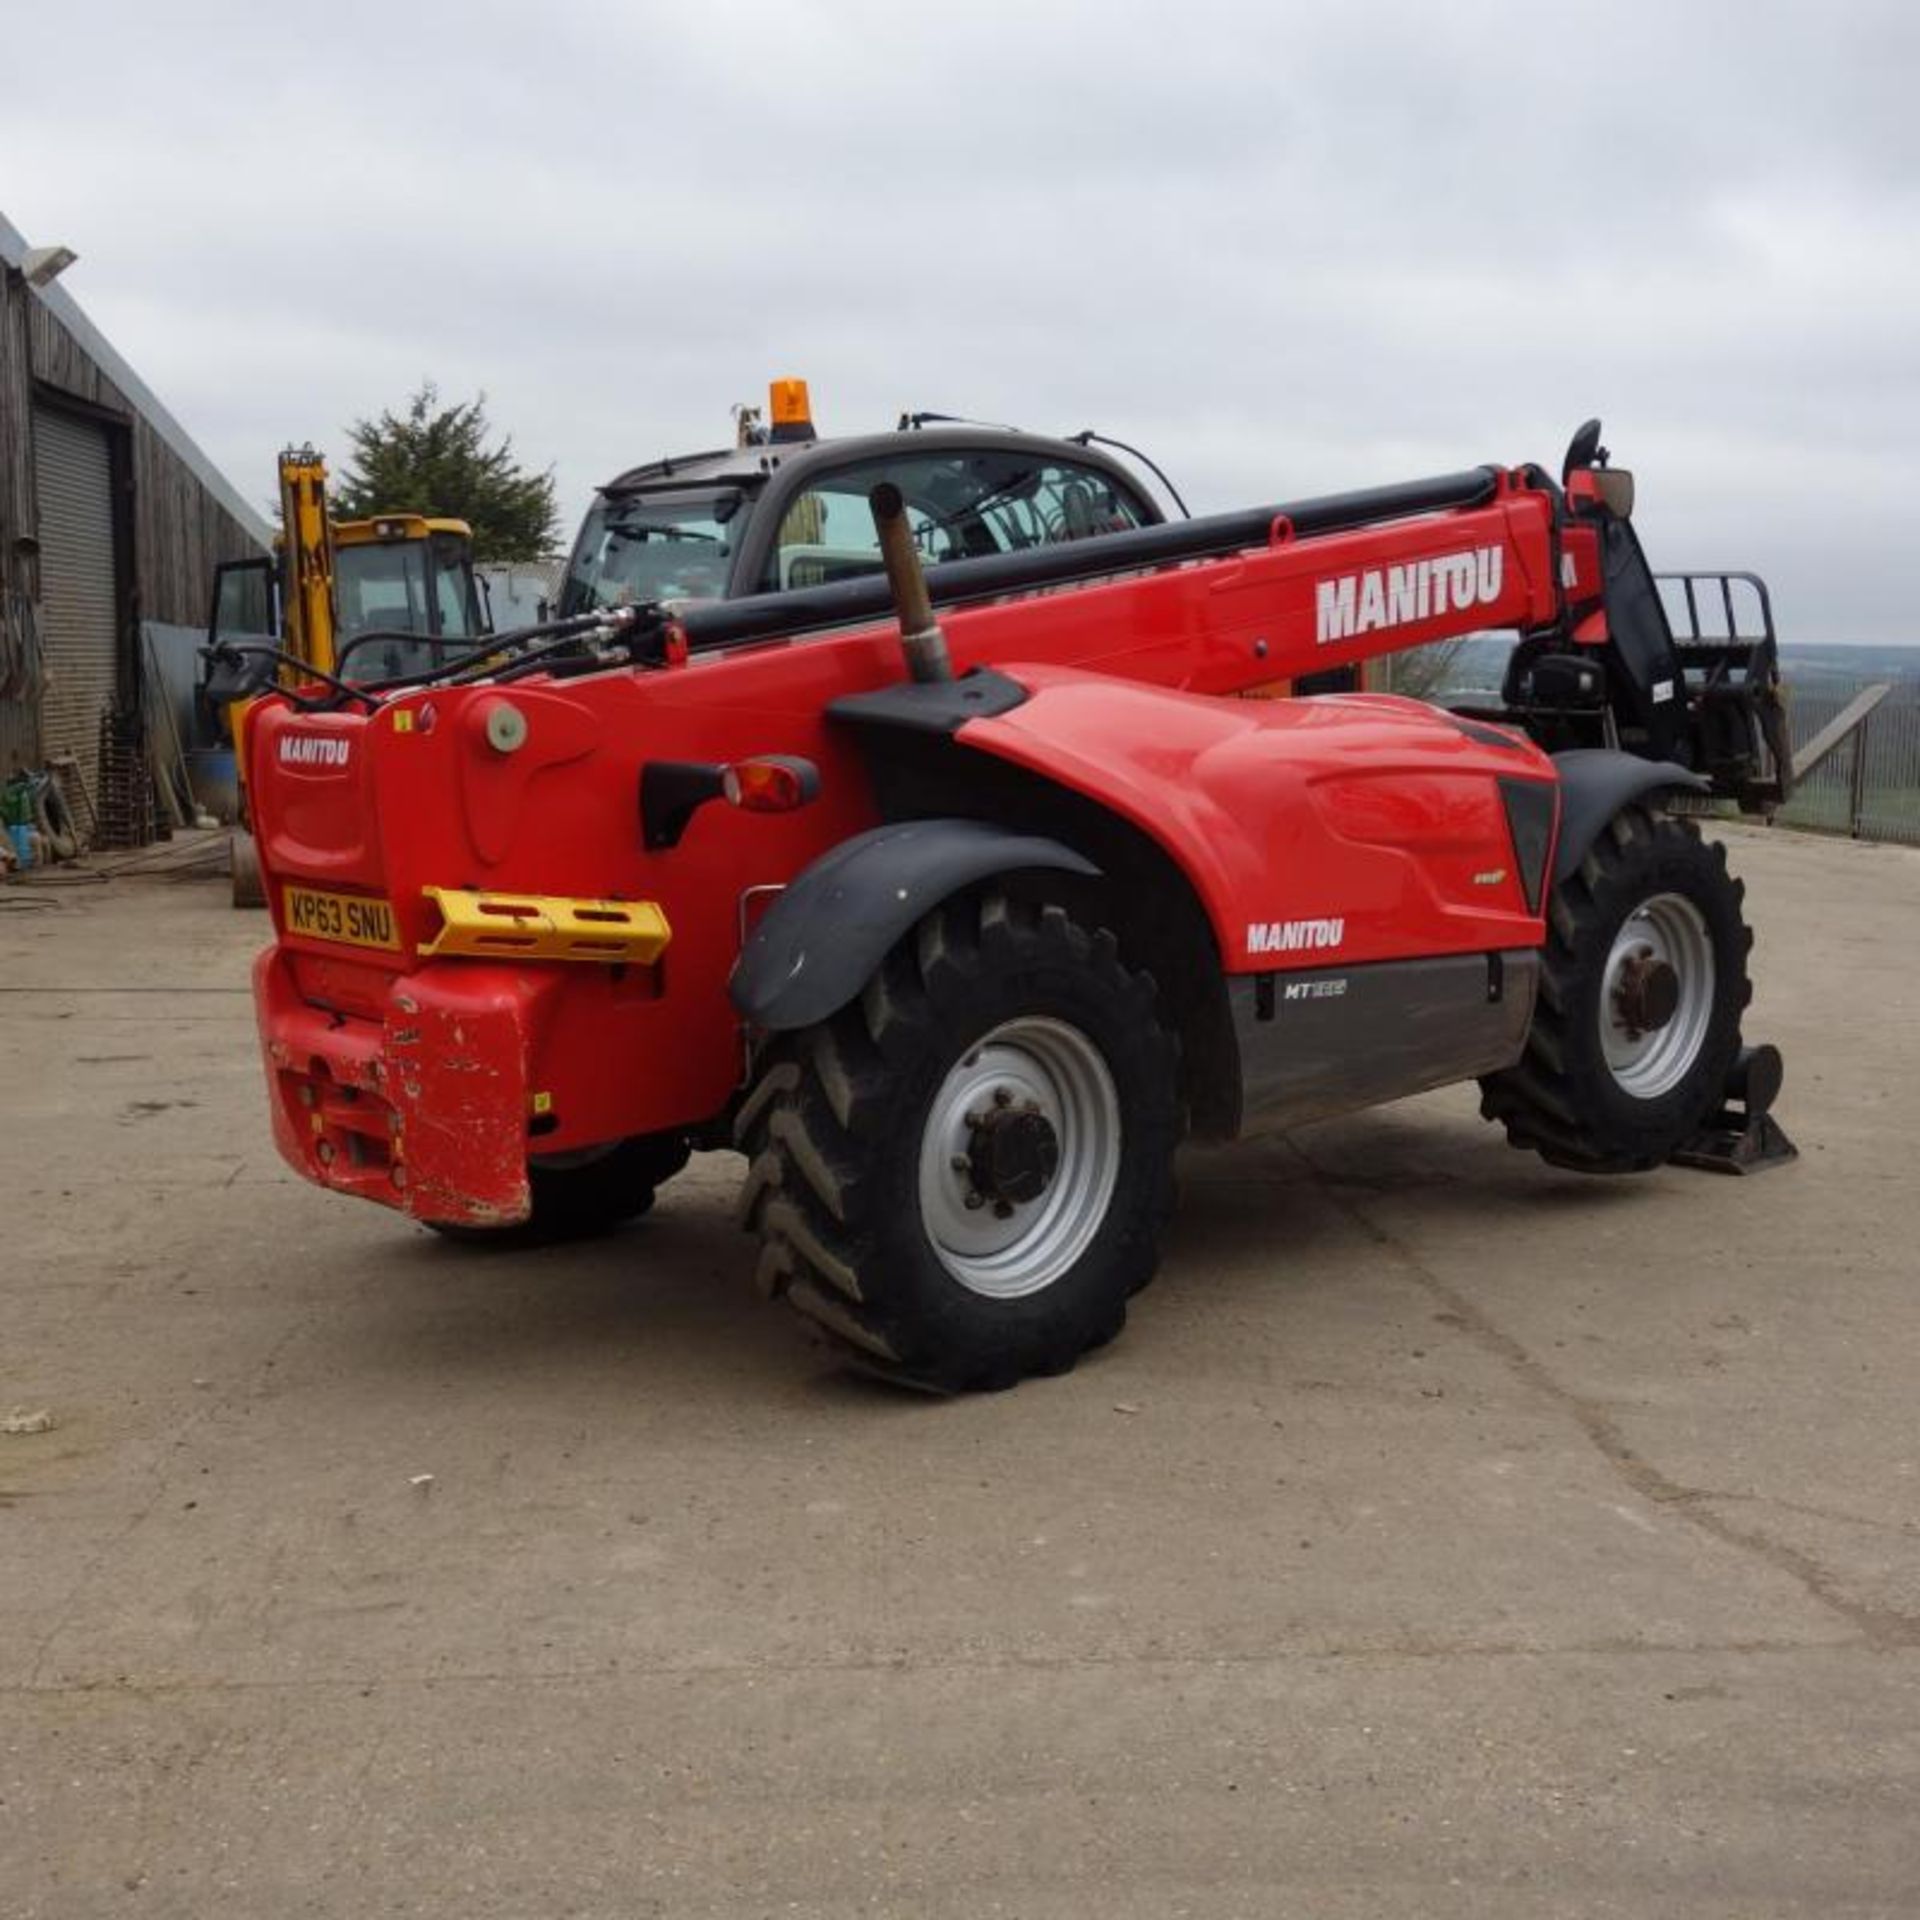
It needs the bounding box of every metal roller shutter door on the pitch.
[32,405,120,809]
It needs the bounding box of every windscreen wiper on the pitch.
[604,523,720,544]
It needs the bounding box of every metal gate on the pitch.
[32,404,121,812]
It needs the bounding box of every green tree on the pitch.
[332,384,560,562]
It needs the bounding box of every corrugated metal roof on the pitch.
[0,208,275,547]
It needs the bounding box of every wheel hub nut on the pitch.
[966,1104,1060,1208]
[1613,952,1681,1038]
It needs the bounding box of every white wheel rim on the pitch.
[1600,891,1715,1100]
[916,1016,1122,1300]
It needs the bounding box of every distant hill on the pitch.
[1415,636,1920,702]
[1778,644,1920,686]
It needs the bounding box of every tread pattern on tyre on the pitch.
[737,891,1179,1391]
[1480,806,1753,1173]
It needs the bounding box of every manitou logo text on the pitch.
[1247,916,1345,956]
[277,735,351,769]
[1315,546,1503,644]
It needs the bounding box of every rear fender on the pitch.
[1551,748,1708,883]
[729,818,1098,1031]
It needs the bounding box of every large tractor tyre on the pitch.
[1480,806,1751,1173]
[428,1133,691,1247]
[737,892,1181,1393]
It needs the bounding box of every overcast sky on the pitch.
[5,1,1916,639]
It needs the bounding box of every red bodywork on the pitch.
[249,467,1584,1225]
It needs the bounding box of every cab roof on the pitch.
[333,514,473,545]
[598,424,1149,503]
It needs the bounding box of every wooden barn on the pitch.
[1,210,270,843]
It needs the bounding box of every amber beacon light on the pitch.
[768,377,816,443]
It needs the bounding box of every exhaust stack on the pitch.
[869,483,953,684]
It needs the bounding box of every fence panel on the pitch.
[1779,678,1920,845]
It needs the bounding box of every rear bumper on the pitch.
[254,946,549,1227]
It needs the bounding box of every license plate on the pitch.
[283,884,400,952]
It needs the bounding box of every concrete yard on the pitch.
[2,824,1916,1917]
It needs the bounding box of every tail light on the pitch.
[722,756,820,813]
[641,754,821,849]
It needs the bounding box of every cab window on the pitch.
[335,542,430,639]
[430,533,479,638]
[761,451,1149,592]
[210,557,275,643]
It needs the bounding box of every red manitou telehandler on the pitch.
[211,385,1796,1390]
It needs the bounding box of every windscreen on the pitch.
[336,538,478,680]
[560,491,748,615]
[336,541,430,637]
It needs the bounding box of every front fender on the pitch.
[729,818,1098,1031]
[1551,749,1709,882]
[958,667,1556,971]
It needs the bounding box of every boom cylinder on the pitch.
[869,483,953,684]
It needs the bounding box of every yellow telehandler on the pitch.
[207,448,486,903]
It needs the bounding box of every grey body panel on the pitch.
[729,818,1099,1032]
[1551,749,1707,882]
[1229,951,1539,1138]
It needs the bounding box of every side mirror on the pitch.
[201,643,279,707]
[1591,468,1635,519]
[1565,465,1635,521]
